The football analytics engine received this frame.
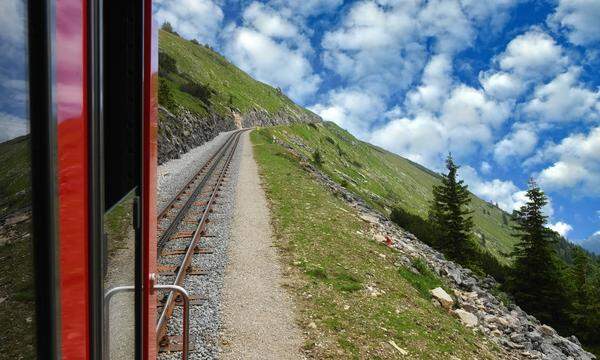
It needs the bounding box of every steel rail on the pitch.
[156,131,240,251]
[155,130,243,348]
[156,131,238,220]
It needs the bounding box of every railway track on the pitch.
[155,130,243,357]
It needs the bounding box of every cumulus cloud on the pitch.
[480,161,492,174]
[459,165,522,212]
[0,112,28,142]
[406,54,453,113]
[537,126,600,195]
[267,0,343,18]
[496,29,568,80]
[493,124,538,163]
[549,0,600,46]
[479,71,525,100]
[523,67,600,123]
[369,114,447,168]
[154,0,224,44]
[311,89,386,138]
[223,2,321,102]
[548,221,573,237]
[321,1,425,95]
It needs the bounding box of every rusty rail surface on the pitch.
[155,130,243,352]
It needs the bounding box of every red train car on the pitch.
[1,1,161,359]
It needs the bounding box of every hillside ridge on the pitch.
[157,29,320,164]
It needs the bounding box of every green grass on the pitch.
[251,129,500,359]
[258,122,519,264]
[0,135,31,217]
[158,30,319,121]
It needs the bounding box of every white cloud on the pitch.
[0,0,25,45]
[479,71,525,100]
[322,1,425,95]
[0,112,28,142]
[311,89,386,138]
[459,166,555,217]
[460,165,522,212]
[493,125,538,163]
[418,0,474,54]
[537,126,600,195]
[548,221,573,237]
[406,54,453,112]
[267,0,343,17]
[460,0,518,30]
[497,29,568,81]
[480,161,492,174]
[549,0,600,46]
[223,3,321,103]
[154,0,224,43]
[243,2,300,40]
[523,67,600,123]
[369,114,447,168]
[438,85,510,157]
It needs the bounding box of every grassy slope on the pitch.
[262,122,518,263]
[251,130,500,359]
[0,135,30,217]
[158,30,317,120]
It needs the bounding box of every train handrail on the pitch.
[104,284,191,360]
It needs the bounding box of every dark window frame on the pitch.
[28,0,61,358]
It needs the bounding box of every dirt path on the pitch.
[220,131,305,360]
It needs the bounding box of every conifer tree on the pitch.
[508,179,568,327]
[429,154,474,262]
[567,248,600,343]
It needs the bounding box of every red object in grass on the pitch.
[385,236,393,247]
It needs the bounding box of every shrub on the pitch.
[158,79,177,114]
[312,149,324,166]
[180,81,214,104]
[158,52,177,76]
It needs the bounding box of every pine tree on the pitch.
[428,154,474,263]
[567,248,600,344]
[508,179,568,327]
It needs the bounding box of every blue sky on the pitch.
[154,0,600,242]
[1,1,598,243]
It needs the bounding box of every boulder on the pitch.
[539,325,556,337]
[430,287,454,310]
[454,309,478,327]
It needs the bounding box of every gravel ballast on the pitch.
[157,130,242,360]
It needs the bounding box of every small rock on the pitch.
[454,309,478,327]
[388,340,408,355]
[510,333,526,343]
[343,305,350,310]
[430,287,454,310]
[539,324,556,336]
[491,329,502,337]
[308,322,317,329]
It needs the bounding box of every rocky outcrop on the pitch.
[158,106,235,164]
[158,106,320,164]
[273,137,596,360]
[239,107,321,128]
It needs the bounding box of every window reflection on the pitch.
[0,0,36,358]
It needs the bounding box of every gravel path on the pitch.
[157,130,241,360]
[220,132,305,360]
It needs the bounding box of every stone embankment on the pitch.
[273,137,596,360]
[158,106,320,164]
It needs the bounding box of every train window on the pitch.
[102,2,144,359]
[0,1,37,358]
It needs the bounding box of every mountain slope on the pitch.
[259,122,518,263]
[157,29,320,162]
[581,233,600,255]
[0,135,30,217]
